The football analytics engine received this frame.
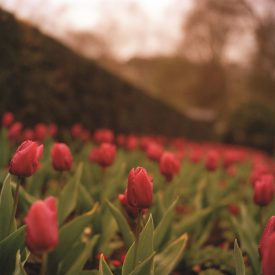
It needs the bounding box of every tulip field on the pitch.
[1,112,275,275]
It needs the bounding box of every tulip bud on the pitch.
[2,112,14,128]
[7,122,22,142]
[22,129,34,141]
[51,143,73,171]
[88,143,116,168]
[117,134,126,146]
[71,123,83,139]
[48,123,58,138]
[204,150,219,171]
[159,152,180,182]
[34,123,48,142]
[146,142,163,162]
[9,140,43,177]
[118,192,138,218]
[126,167,153,209]
[25,196,58,253]
[125,135,138,151]
[93,129,114,144]
[253,175,274,207]
[189,148,203,164]
[259,216,275,258]
[262,232,275,275]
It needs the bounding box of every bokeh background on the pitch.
[0,0,274,153]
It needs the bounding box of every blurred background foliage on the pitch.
[0,0,274,153]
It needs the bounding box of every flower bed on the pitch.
[0,112,274,275]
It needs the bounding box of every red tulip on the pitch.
[126,167,153,209]
[9,140,43,177]
[117,134,126,146]
[204,150,219,171]
[159,152,180,181]
[228,204,240,216]
[22,129,34,141]
[34,123,48,142]
[2,112,14,128]
[25,196,58,254]
[48,123,58,137]
[250,163,269,187]
[125,135,138,151]
[259,216,275,258]
[51,143,73,171]
[93,129,114,144]
[7,122,22,142]
[146,143,163,162]
[80,129,90,143]
[253,175,274,207]
[118,191,138,218]
[71,123,83,138]
[262,232,275,275]
[189,148,203,164]
[88,143,116,168]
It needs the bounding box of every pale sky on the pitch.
[0,0,193,59]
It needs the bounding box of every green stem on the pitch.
[40,252,48,275]
[8,177,21,232]
[133,210,142,270]
[259,207,264,227]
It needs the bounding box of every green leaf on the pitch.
[0,174,15,240]
[174,207,214,235]
[48,204,98,274]
[231,215,259,274]
[130,253,155,275]
[105,200,135,249]
[234,239,246,275]
[64,235,100,275]
[0,226,26,275]
[154,197,178,250]
[154,234,188,275]
[58,163,83,225]
[122,215,154,275]
[99,254,113,275]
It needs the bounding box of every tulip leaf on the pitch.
[0,174,15,240]
[97,206,117,255]
[14,250,28,275]
[58,163,83,225]
[154,234,188,275]
[105,200,135,249]
[234,239,245,275]
[174,207,214,235]
[231,216,259,274]
[48,204,98,274]
[0,225,26,275]
[154,197,178,250]
[130,253,155,275]
[99,254,113,275]
[63,235,100,275]
[122,215,154,275]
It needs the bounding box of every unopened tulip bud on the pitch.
[259,216,275,258]
[2,112,14,128]
[88,143,116,168]
[51,143,73,171]
[126,167,153,209]
[204,150,219,172]
[146,143,163,162]
[119,192,138,218]
[93,129,114,144]
[159,152,180,182]
[253,175,274,207]
[8,122,22,142]
[25,197,58,253]
[262,233,275,275]
[9,140,43,177]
